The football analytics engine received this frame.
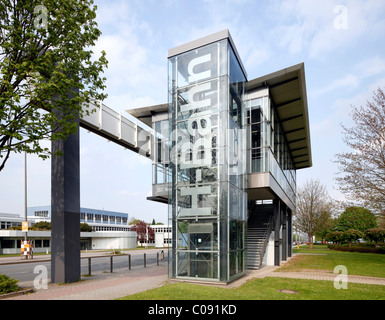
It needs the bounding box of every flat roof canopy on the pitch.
[126,103,168,127]
[247,63,312,170]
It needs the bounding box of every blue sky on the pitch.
[1,0,385,224]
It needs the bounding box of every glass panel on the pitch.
[176,42,219,88]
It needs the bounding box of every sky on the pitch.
[1,0,385,224]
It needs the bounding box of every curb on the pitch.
[0,288,35,300]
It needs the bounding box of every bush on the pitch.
[364,228,385,246]
[80,223,93,232]
[343,229,363,248]
[327,243,385,254]
[31,221,51,230]
[0,274,19,294]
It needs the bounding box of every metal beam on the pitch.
[274,199,280,266]
[51,89,81,284]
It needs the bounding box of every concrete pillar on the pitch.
[51,92,81,283]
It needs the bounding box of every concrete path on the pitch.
[2,254,385,300]
[4,264,169,300]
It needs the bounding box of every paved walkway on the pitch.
[4,264,169,300]
[2,255,385,300]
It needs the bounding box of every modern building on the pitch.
[137,224,172,248]
[127,30,312,283]
[0,207,136,254]
[27,205,130,231]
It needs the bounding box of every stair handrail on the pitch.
[258,215,273,268]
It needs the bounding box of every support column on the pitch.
[287,209,292,257]
[282,205,287,261]
[273,199,280,266]
[51,92,81,283]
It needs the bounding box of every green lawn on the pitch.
[284,245,385,278]
[119,246,385,300]
[119,277,385,300]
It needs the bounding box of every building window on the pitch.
[34,210,49,217]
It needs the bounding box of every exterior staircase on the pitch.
[246,208,273,270]
[246,227,267,269]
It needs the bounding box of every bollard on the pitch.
[157,252,159,266]
[88,257,91,276]
[110,256,113,273]
[144,253,146,268]
[128,254,131,270]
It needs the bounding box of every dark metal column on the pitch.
[287,209,293,258]
[51,91,81,283]
[273,199,280,266]
[282,205,287,261]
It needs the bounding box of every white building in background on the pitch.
[0,206,137,254]
[152,225,172,248]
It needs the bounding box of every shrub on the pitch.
[0,274,19,294]
[364,228,385,246]
[343,229,364,249]
[31,221,51,230]
[327,243,385,254]
[80,223,93,232]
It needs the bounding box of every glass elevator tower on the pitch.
[167,31,247,283]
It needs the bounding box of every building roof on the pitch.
[168,29,247,79]
[247,63,312,170]
[126,103,168,127]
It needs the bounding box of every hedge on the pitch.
[327,243,385,254]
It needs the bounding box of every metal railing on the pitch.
[258,216,273,268]
[83,251,166,276]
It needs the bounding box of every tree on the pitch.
[294,179,333,248]
[130,221,155,246]
[326,231,344,245]
[335,88,385,215]
[343,229,363,249]
[128,217,141,225]
[31,221,51,230]
[0,0,107,172]
[364,228,385,247]
[80,222,92,232]
[334,206,377,233]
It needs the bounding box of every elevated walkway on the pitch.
[80,100,153,159]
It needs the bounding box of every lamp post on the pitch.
[24,152,28,259]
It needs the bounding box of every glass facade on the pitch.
[245,96,297,205]
[168,38,247,282]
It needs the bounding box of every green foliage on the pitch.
[328,243,385,254]
[343,229,363,242]
[335,206,377,233]
[31,221,51,230]
[364,228,385,245]
[0,274,19,294]
[0,0,108,171]
[80,222,92,232]
[325,231,344,244]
